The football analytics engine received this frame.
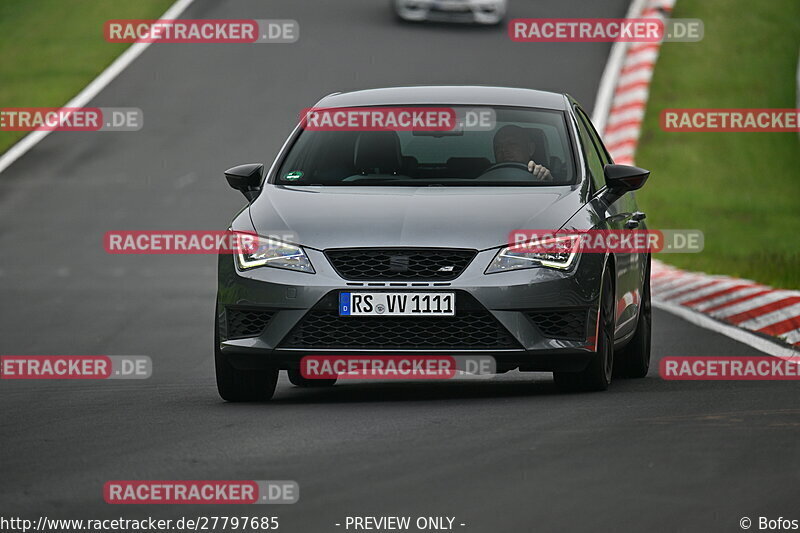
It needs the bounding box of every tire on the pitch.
[214,318,278,402]
[615,257,652,378]
[553,266,615,392]
[287,368,337,388]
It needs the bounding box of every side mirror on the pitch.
[225,163,264,202]
[603,164,650,193]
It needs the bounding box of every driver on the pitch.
[492,125,553,181]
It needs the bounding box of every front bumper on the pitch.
[394,0,505,25]
[216,247,604,372]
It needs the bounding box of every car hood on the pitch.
[249,185,584,250]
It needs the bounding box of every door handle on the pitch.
[625,212,646,229]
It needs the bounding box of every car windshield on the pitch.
[275,106,576,186]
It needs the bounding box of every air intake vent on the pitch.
[280,310,519,349]
[526,309,588,340]
[226,307,275,339]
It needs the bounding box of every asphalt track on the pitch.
[1,1,798,532]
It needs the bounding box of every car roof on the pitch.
[315,86,569,110]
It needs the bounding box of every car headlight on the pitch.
[485,234,580,273]
[235,233,314,273]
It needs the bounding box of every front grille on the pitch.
[526,309,588,340]
[325,248,476,281]
[280,311,518,349]
[226,308,275,339]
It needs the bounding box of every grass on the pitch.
[635,0,800,289]
[0,0,174,153]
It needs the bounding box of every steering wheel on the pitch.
[482,161,530,173]
[477,161,534,181]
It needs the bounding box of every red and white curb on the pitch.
[652,263,800,351]
[593,0,800,357]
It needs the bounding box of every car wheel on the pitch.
[553,266,615,392]
[287,368,337,388]
[214,314,278,402]
[615,257,652,378]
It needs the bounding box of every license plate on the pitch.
[434,1,467,11]
[339,292,455,316]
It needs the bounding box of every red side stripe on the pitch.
[605,119,644,135]
[755,315,800,337]
[680,283,759,307]
[724,297,800,326]
[608,101,647,115]
[620,61,656,77]
[702,290,773,313]
[614,79,652,96]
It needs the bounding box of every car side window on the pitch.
[576,107,613,165]
[573,109,606,192]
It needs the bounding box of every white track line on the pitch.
[0,0,196,176]
[653,299,800,361]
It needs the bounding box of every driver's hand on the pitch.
[528,160,553,181]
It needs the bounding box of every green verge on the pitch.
[0,0,174,153]
[635,0,800,289]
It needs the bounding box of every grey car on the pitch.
[215,86,653,401]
